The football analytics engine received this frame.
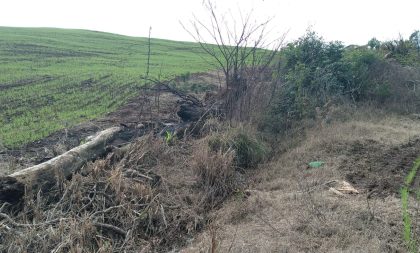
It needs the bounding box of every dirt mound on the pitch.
[339,138,420,197]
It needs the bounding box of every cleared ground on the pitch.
[0,27,214,147]
[0,72,220,175]
[183,108,420,252]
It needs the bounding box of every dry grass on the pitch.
[182,107,420,252]
[0,123,263,252]
[2,104,420,252]
[0,135,203,252]
[192,140,236,208]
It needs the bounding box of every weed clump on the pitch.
[193,144,236,207]
[207,129,266,169]
[191,127,266,209]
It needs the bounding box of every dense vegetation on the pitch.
[0,27,215,147]
[262,30,420,133]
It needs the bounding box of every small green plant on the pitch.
[165,130,174,145]
[401,156,420,252]
[79,138,88,145]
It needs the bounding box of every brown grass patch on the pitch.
[182,108,420,252]
[192,139,236,209]
[0,135,197,252]
[0,123,260,252]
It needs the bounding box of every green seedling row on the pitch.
[0,27,216,147]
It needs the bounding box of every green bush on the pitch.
[179,71,191,82]
[368,37,381,50]
[260,30,387,134]
[342,48,380,99]
[232,133,266,168]
[208,130,266,169]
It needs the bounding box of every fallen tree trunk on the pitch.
[0,127,121,203]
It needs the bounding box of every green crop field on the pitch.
[0,27,215,147]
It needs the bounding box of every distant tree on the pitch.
[382,34,410,57]
[367,37,381,50]
[409,30,420,54]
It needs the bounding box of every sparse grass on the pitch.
[0,27,216,147]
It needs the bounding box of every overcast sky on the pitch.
[0,0,418,45]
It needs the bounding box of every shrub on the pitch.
[368,37,381,50]
[260,31,388,134]
[342,48,381,99]
[207,129,266,169]
[372,82,391,102]
[232,132,266,168]
[409,30,419,54]
[262,31,349,132]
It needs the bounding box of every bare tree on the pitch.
[181,0,284,120]
[145,26,152,78]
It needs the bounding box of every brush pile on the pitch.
[0,134,212,252]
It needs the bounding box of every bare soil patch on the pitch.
[340,138,420,198]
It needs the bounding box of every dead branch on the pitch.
[92,222,127,237]
[181,0,284,120]
[0,127,122,203]
[0,212,66,228]
[143,77,203,107]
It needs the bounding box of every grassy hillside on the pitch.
[0,27,214,147]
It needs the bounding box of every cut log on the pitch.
[0,127,121,203]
